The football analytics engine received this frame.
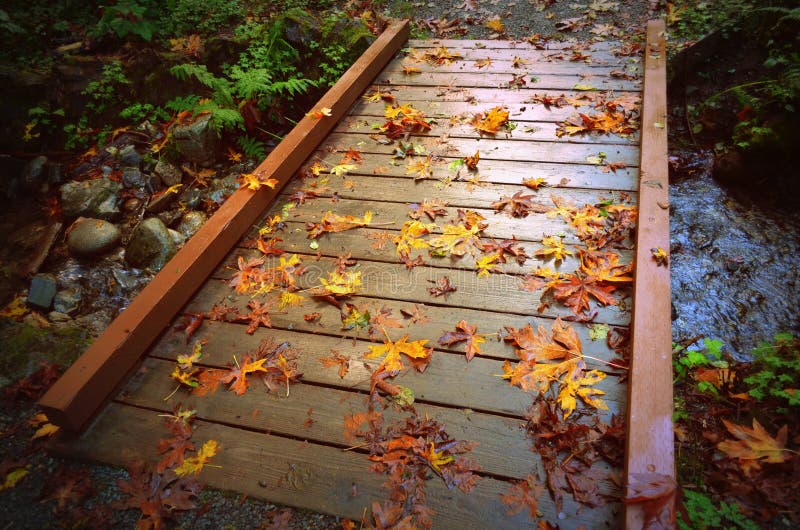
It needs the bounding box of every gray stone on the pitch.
[170,113,216,166]
[21,155,48,191]
[121,166,147,189]
[28,274,57,309]
[66,217,121,257]
[157,209,182,227]
[145,188,178,213]
[125,217,177,270]
[178,188,203,210]
[53,287,82,315]
[154,160,183,187]
[118,144,142,167]
[168,228,185,248]
[48,311,72,323]
[176,210,207,239]
[60,178,122,220]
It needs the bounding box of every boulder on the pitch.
[121,166,147,189]
[60,178,122,220]
[54,287,82,315]
[118,144,142,167]
[170,113,216,166]
[125,217,177,270]
[21,155,48,192]
[66,217,121,257]
[154,160,183,187]
[176,211,207,239]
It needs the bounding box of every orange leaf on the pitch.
[472,106,509,135]
[238,173,278,191]
[366,335,432,372]
[500,474,544,517]
[717,419,792,475]
[220,355,268,395]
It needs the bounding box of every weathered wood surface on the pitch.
[624,20,674,529]
[384,58,640,75]
[373,71,640,91]
[52,404,619,529]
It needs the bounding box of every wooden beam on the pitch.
[39,20,411,433]
[624,19,675,529]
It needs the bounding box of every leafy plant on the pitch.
[678,489,760,530]
[92,0,158,41]
[673,338,727,383]
[743,333,800,411]
[119,102,169,123]
[237,135,267,160]
[83,61,131,114]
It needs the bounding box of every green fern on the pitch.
[195,102,243,136]
[237,135,267,160]
[169,63,235,107]
[228,66,273,100]
[164,94,201,113]
[265,77,316,98]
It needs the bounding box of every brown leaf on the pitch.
[500,474,545,517]
[437,320,486,361]
[428,276,457,297]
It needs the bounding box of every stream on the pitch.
[669,150,800,359]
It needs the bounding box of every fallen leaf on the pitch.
[428,276,457,297]
[174,439,219,477]
[472,107,509,135]
[500,474,545,517]
[366,336,432,372]
[717,419,792,475]
[437,320,486,361]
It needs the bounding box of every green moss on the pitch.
[0,319,91,379]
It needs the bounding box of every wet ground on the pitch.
[669,149,800,359]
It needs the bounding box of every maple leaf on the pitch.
[651,247,669,266]
[717,419,792,475]
[623,473,678,529]
[543,272,619,314]
[580,249,633,284]
[437,320,486,361]
[308,161,328,176]
[116,461,201,529]
[366,336,432,372]
[237,172,279,191]
[255,237,284,256]
[40,467,93,513]
[500,474,545,517]
[370,307,404,335]
[504,318,581,362]
[363,90,396,103]
[463,150,480,170]
[226,148,242,162]
[475,253,500,278]
[321,351,351,378]
[319,270,362,296]
[479,237,529,265]
[406,155,433,180]
[428,276,457,297]
[475,58,493,69]
[400,304,432,324]
[0,294,29,321]
[340,303,370,330]
[177,341,204,370]
[174,439,219,477]
[289,188,321,205]
[472,107,509,135]
[408,198,448,221]
[278,291,305,310]
[330,163,358,176]
[522,177,548,190]
[422,442,455,471]
[534,235,574,263]
[220,355,268,395]
[492,191,543,218]
[236,300,273,334]
[343,410,384,443]
[486,16,505,33]
[512,56,528,68]
[393,220,434,257]
[423,46,463,65]
[307,210,373,239]
[557,369,608,417]
[428,220,483,257]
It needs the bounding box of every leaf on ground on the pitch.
[400,304,432,325]
[475,58,493,69]
[522,177,548,190]
[236,299,273,334]
[437,320,486,361]
[366,335,432,372]
[321,351,351,379]
[427,276,457,297]
[472,106,509,135]
[238,172,278,191]
[622,472,678,529]
[534,235,574,263]
[340,303,371,331]
[557,369,608,417]
[174,439,219,477]
[393,220,435,258]
[220,355,268,395]
[278,291,305,310]
[500,474,545,517]
[475,253,501,278]
[408,198,448,221]
[485,16,505,33]
[491,191,544,218]
[307,211,373,238]
[464,150,480,170]
[318,270,362,297]
[717,419,792,475]
[406,155,434,180]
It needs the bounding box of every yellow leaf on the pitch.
[557,369,608,418]
[366,336,431,372]
[227,148,243,162]
[309,161,328,176]
[165,183,183,195]
[306,107,333,119]
[472,106,509,135]
[393,220,434,257]
[475,253,500,278]
[320,271,362,296]
[32,422,60,440]
[717,419,791,475]
[279,291,305,309]
[486,17,505,33]
[428,223,482,257]
[534,236,574,263]
[307,211,373,238]
[0,295,29,321]
[330,163,358,176]
[522,177,547,190]
[0,466,28,491]
[406,155,433,180]
[174,439,219,477]
[475,58,493,69]
[177,341,204,369]
[238,173,279,191]
[423,442,454,471]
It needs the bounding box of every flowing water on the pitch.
[669,151,800,359]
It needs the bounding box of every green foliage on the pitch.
[168,0,243,36]
[119,102,169,123]
[83,61,131,114]
[93,0,158,41]
[673,338,727,383]
[678,490,760,530]
[744,333,800,411]
[237,136,267,160]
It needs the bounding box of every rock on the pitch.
[66,217,121,257]
[21,155,48,191]
[122,197,143,212]
[713,150,747,185]
[125,217,177,270]
[178,187,203,210]
[118,144,142,167]
[154,160,183,187]
[146,188,178,213]
[168,229,185,248]
[60,178,122,220]
[121,166,147,189]
[176,211,207,239]
[27,274,57,309]
[48,311,72,323]
[54,288,82,315]
[170,113,216,166]
[157,209,182,227]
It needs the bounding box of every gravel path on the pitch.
[1,1,659,528]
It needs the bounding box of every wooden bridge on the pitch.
[41,20,672,529]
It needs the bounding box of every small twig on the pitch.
[163,384,181,401]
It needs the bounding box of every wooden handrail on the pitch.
[39,20,411,432]
[624,19,675,529]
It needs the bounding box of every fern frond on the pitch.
[237,135,268,160]
[170,64,235,107]
[229,67,273,100]
[266,77,316,98]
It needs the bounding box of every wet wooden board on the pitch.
[43,28,665,529]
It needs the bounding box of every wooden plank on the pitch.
[309,150,640,191]
[179,293,625,365]
[39,20,413,433]
[120,357,533,479]
[373,71,640,91]
[51,403,620,528]
[398,47,636,65]
[407,38,621,51]
[363,86,641,102]
[624,20,674,530]
[349,97,640,125]
[384,59,640,76]
[337,116,639,145]
[323,131,641,165]
[201,253,630,325]
[223,224,635,277]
